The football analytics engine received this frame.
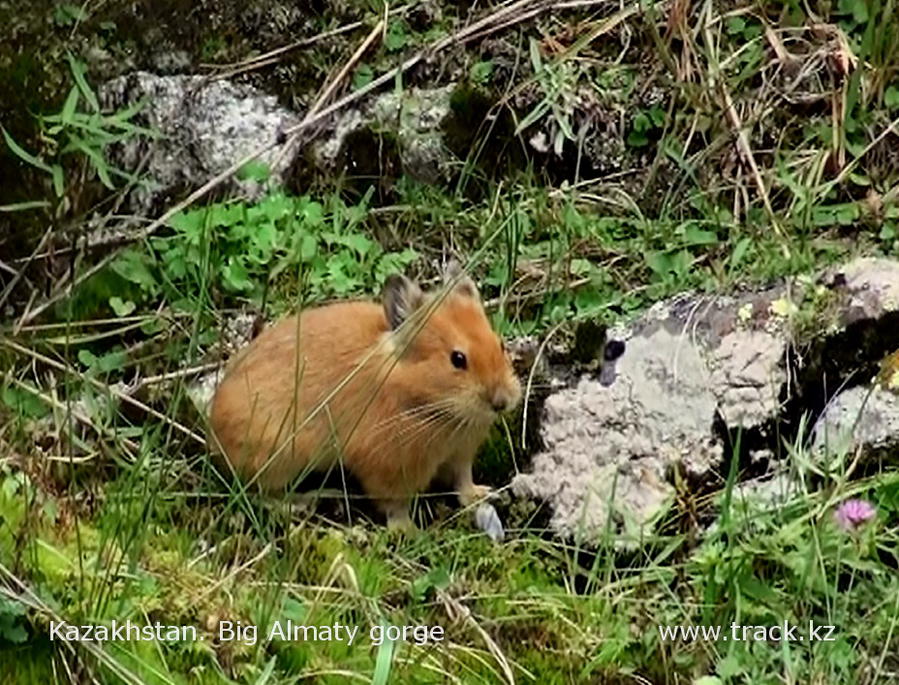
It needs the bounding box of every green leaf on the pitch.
[61,85,80,124]
[645,251,672,277]
[0,612,27,644]
[385,20,408,52]
[633,112,651,132]
[222,258,253,292]
[726,16,746,34]
[66,53,100,112]
[682,225,719,245]
[729,237,752,269]
[301,200,323,226]
[1,384,50,419]
[812,203,859,227]
[109,296,136,317]
[343,232,374,256]
[528,37,543,74]
[170,209,208,240]
[51,165,65,198]
[574,287,604,313]
[78,349,98,368]
[470,60,494,85]
[53,4,87,26]
[371,625,397,685]
[627,129,648,147]
[97,350,127,373]
[353,64,374,90]
[300,233,318,262]
[67,134,114,189]
[411,566,451,602]
[515,98,552,135]
[695,677,723,685]
[237,160,270,182]
[112,249,158,292]
[1,126,54,174]
[0,201,51,212]
[885,85,899,109]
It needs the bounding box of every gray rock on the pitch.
[189,311,257,418]
[513,287,792,539]
[733,470,800,510]
[474,503,505,542]
[99,72,303,213]
[513,257,899,540]
[313,85,455,183]
[709,329,786,428]
[813,385,899,464]
[834,257,899,322]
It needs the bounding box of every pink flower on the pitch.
[833,499,876,532]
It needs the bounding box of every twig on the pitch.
[206,20,367,79]
[437,589,519,685]
[1,338,206,446]
[196,542,273,602]
[0,226,53,311]
[127,361,221,391]
[700,15,784,238]
[202,4,417,80]
[3,373,138,455]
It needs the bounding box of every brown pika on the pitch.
[208,262,522,530]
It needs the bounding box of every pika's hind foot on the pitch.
[381,501,417,534]
[386,515,419,537]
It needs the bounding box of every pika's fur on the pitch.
[208,263,521,529]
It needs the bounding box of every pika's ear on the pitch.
[383,274,425,329]
[444,259,480,300]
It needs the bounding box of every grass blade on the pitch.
[67,52,100,112]
[1,125,54,174]
[371,626,396,685]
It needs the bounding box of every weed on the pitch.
[82,190,416,322]
[0,54,154,215]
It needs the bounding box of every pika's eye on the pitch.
[450,350,467,370]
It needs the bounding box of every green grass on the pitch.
[3,0,899,682]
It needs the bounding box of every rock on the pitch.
[474,503,505,542]
[513,287,792,540]
[188,311,257,419]
[99,72,302,214]
[812,385,899,464]
[735,470,799,508]
[835,257,899,322]
[702,469,801,538]
[312,85,455,183]
[709,329,786,428]
[513,257,899,540]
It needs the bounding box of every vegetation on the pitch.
[1,0,899,683]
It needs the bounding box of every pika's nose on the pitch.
[491,393,510,412]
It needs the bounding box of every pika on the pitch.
[208,262,522,529]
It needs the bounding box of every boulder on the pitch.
[99,72,303,213]
[313,85,456,184]
[513,257,899,540]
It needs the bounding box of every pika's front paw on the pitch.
[458,484,493,507]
